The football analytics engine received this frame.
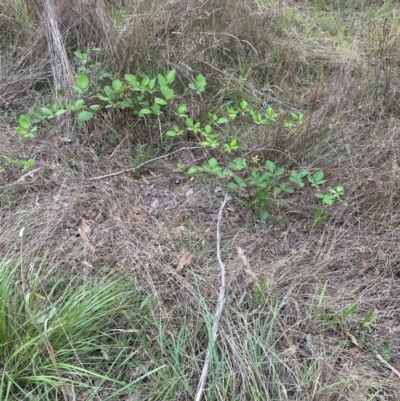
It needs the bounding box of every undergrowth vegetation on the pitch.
[12,48,343,220]
[1,0,400,400]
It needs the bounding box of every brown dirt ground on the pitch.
[1,120,400,397]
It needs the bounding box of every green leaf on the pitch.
[290,177,305,188]
[97,95,110,102]
[74,51,84,60]
[196,74,206,88]
[204,125,212,134]
[322,196,334,205]
[314,170,325,182]
[72,85,84,94]
[20,157,36,171]
[19,115,31,129]
[188,167,198,175]
[227,182,238,189]
[166,70,176,84]
[282,185,294,194]
[341,303,357,321]
[239,100,248,110]
[266,160,276,173]
[290,171,306,187]
[360,307,375,329]
[104,86,115,99]
[77,111,94,121]
[76,72,89,90]
[138,108,152,117]
[217,117,228,124]
[112,79,125,93]
[309,170,326,188]
[208,158,218,168]
[73,99,85,110]
[276,183,294,194]
[154,97,167,105]
[178,104,187,114]
[32,114,43,123]
[141,76,150,87]
[75,99,85,108]
[225,145,234,154]
[202,139,219,148]
[55,109,66,116]
[160,85,174,100]
[118,100,132,108]
[264,171,274,181]
[125,74,139,87]
[97,70,111,79]
[233,176,246,187]
[0,155,12,162]
[189,74,207,93]
[157,74,167,86]
[146,78,155,91]
[229,158,246,171]
[41,107,53,116]
[166,126,181,136]
[15,127,27,135]
[215,169,231,178]
[260,210,269,221]
[90,104,101,111]
[266,106,277,119]
[112,79,122,90]
[151,103,162,115]
[250,170,262,185]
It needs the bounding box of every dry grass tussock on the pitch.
[1,0,400,399]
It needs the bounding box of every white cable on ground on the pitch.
[194,194,228,401]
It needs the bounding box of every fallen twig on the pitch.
[89,146,203,181]
[195,194,228,401]
[376,353,400,379]
[17,168,41,182]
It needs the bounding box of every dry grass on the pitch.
[1,0,400,399]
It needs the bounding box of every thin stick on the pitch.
[376,354,400,379]
[17,168,41,182]
[89,146,203,181]
[195,195,228,401]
